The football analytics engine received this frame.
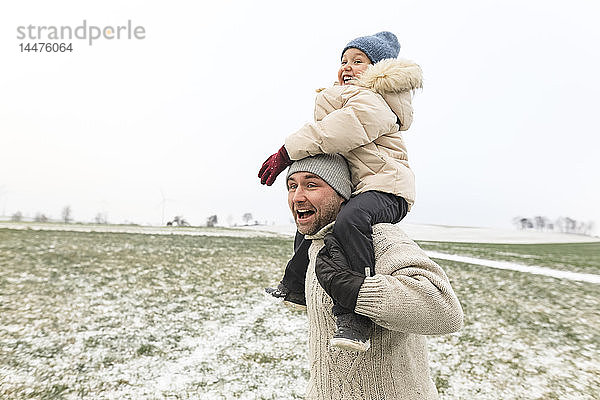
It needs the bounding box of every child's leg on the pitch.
[321,192,408,351]
[280,231,310,295]
[333,191,408,278]
[329,191,407,315]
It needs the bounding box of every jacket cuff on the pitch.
[354,275,386,319]
[284,136,308,160]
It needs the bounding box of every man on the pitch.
[281,154,464,400]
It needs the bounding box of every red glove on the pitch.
[258,145,292,186]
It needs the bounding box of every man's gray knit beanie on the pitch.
[342,31,400,64]
[286,154,353,200]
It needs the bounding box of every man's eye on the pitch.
[288,184,297,190]
[341,61,347,65]
[307,183,317,188]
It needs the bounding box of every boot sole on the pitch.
[283,301,307,311]
[330,337,370,352]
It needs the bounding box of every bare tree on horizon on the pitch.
[11,211,23,222]
[61,206,72,224]
[34,213,49,223]
[94,212,108,224]
[206,215,218,227]
[242,213,253,225]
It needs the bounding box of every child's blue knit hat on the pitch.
[341,31,400,64]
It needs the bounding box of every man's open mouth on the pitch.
[296,209,315,220]
[343,75,354,83]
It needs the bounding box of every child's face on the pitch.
[338,48,371,85]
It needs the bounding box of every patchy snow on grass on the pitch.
[0,222,285,239]
[1,228,599,399]
[427,251,600,284]
[419,241,600,276]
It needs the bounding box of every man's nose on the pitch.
[292,187,307,202]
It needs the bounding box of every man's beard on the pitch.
[297,198,342,236]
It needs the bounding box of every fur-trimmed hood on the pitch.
[316,58,422,128]
[356,58,423,94]
[356,58,422,127]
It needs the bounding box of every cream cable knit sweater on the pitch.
[304,223,464,400]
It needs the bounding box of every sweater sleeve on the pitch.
[284,87,398,160]
[354,232,464,335]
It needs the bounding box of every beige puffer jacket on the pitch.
[284,59,423,209]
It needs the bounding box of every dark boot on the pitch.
[265,283,306,311]
[330,312,372,352]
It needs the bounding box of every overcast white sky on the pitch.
[1,0,599,233]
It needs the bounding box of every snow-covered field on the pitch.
[0,222,285,238]
[237,222,600,244]
[2,221,598,243]
[6,222,599,284]
[1,225,599,399]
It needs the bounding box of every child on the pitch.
[259,31,423,352]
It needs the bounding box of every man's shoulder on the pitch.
[372,223,417,247]
[371,223,436,272]
[372,222,407,235]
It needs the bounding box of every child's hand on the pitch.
[258,145,292,186]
